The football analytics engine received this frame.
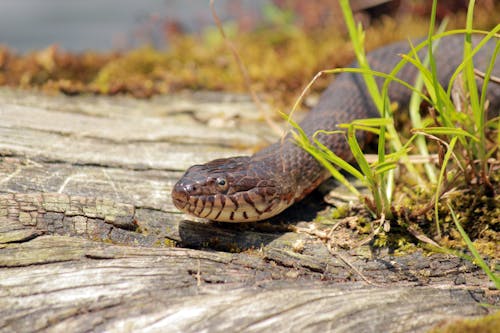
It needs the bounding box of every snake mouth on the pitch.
[172,188,290,222]
[171,183,190,210]
[172,196,188,210]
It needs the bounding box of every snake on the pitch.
[171,35,500,222]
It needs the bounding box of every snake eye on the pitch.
[216,177,228,191]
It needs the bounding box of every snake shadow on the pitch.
[178,188,327,252]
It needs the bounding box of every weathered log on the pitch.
[0,88,497,332]
[0,238,490,333]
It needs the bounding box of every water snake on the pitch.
[171,35,500,222]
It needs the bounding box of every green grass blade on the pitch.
[434,136,458,238]
[407,19,448,183]
[415,127,480,141]
[321,68,431,104]
[479,40,500,114]
[448,203,500,289]
[299,139,361,196]
[285,112,362,196]
[373,161,398,174]
[311,131,366,181]
[350,118,393,127]
[446,25,500,98]
[338,0,382,112]
[399,54,456,125]
[463,1,481,118]
[347,124,373,183]
[346,123,383,213]
[426,0,444,117]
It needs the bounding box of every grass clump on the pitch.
[288,0,499,287]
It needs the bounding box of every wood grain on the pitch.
[0,88,497,332]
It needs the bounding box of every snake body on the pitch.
[172,36,500,222]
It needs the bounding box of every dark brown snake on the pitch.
[172,36,500,222]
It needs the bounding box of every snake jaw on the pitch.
[171,156,293,222]
[172,189,290,222]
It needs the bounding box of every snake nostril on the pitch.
[183,183,201,195]
[185,184,194,193]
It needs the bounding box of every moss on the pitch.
[429,310,500,333]
[355,216,373,235]
[373,233,388,248]
[393,239,417,256]
[163,238,177,247]
[329,204,350,220]
[426,190,500,259]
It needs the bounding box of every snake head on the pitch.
[171,156,291,222]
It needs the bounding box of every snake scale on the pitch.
[172,35,500,222]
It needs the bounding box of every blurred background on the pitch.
[3,0,493,52]
[0,0,498,103]
[0,0,265,52]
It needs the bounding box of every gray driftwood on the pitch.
[0,88,497,332]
